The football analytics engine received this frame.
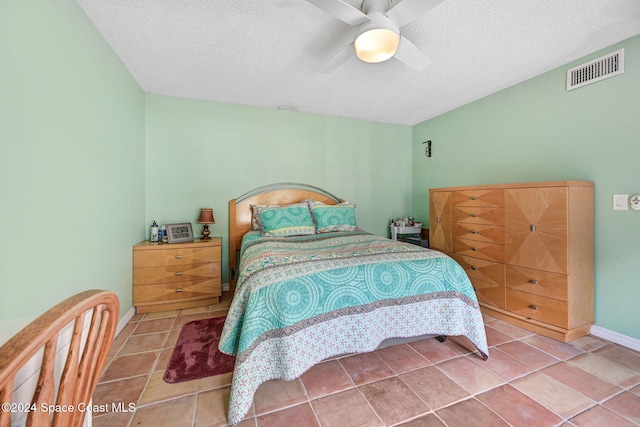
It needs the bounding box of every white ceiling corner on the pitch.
[76,0,640,126]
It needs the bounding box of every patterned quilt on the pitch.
[219,231,489,425]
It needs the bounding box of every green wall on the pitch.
[145,95,413,283]
[0,0,146,321]
[412,36,640,340]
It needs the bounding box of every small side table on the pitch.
[389,225,422,241]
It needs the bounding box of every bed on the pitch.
[219,183,489,425]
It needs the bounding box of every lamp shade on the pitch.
[197,208,215,224]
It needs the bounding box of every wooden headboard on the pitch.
[228,183,341,291]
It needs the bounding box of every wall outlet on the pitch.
[613,194,628,210]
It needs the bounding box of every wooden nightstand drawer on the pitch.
[506,265,568,301]
[134,262,221,285]
[506,289,568,328]
[134,279,221,304]
[133,246,220,267]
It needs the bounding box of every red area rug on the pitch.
[163,316,235,383]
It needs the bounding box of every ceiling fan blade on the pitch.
[393,37,431,71]
[305,0,370,26]
[386,0,445,27]
[318,42,356,73]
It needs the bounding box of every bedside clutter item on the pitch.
[197,208,215,240]
[166,223,194,244]
[150,220,159,242]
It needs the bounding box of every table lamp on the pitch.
[197,208,215,240]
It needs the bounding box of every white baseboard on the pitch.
[222,282,229,292]
[116,306,136,337]
[591,325,640,352]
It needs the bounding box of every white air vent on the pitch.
[567,48,624,91]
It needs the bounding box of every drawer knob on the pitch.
[528,304,539,310]
[529,279,539,284]
[471,266,477,271]
[471,213,477,217]
[175,255,183,259]
[471,196,477,200]
[471,247,478,251]
[175,271,183,276]
[437,217,441,223]
[471,230,478,234]
[175,288,183,293]
[530,224,536,232]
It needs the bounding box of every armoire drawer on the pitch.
[453,223,505,244]
[452,238,505,263]
[472,278,506,310]
[453,206,505,226]
[452,189,504,208]
[506,265,568,301]
[451,254,505,286]
[134,246,221,267]
[506,289,568,328]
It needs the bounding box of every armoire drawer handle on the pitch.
[529,279,539,284]
[175,288,183,293]
[175,271,183,276]
[471,266,477,271]
[528,304,538,310]
[530,225,536,232]
[471,230,478,234]
[470,196,477,200]
[437,217,441,223]
[471,247,478,251]
[175,255,183,259]
[470,213,478,217]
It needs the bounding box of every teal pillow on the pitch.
[258,204,316,237]
[311,203,359,233]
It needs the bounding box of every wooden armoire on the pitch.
[429,181,594,342]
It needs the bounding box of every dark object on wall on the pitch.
[423,140,432,157]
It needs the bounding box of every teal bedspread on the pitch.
[219,231,488,425]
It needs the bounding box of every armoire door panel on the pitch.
[505,187,568,273]
[429,191,452,253]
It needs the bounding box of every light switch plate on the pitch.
[613,194,628,210]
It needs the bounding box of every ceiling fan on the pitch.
[306,0,444,72]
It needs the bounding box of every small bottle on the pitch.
[150,221,159,243]
[160,225,168,243]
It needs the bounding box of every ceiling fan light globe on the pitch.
[354,28,399,63]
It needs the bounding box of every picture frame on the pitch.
[166,223,194,244]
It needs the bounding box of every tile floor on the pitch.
[93,295,640,427]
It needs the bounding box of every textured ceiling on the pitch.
[76,0,640,126]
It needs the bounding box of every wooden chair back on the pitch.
[0,290,119,427]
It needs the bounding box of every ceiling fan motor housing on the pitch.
[354,0,400,63]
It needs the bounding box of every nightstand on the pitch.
[132,237,222,313]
